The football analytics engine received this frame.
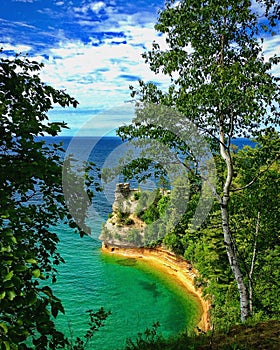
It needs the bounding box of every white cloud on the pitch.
[89,1,106,13]
[35,16,170,112]
[11,0,279,136]
[0,17,36,29]
[12,0,38,3]
[38,23,279,134]
[74,1,107,15]
[262,35,280,77]
[49,104,136,136]
[263,35,280,56]
[40,41,150,107]
[0,42,31,52]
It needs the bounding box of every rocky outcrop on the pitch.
[112,183,139,214]
[99,183,146,247]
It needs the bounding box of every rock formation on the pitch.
[99,183,146,247]
[112,183,139,214]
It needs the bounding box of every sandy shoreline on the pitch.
[101,243,211,333]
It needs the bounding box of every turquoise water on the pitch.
[41,136,252,348]
[52,224,199,350]
[46,137,200,349]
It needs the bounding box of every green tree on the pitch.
[0,53,106,348]
[117,0,280,322]
[229,133,280,318]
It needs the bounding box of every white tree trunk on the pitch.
[219,127,249,322]
[221,200,249,322]
[249,211,260,315]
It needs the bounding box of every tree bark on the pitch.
[220,200,249,322]
[249,211,260,316]
[219,127,249,322]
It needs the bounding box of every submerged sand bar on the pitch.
[101,243,211,333]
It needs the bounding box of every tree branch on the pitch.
[231,152,280,192]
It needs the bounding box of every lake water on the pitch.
[49,136,200,349]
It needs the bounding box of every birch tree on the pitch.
[117,0,280,321]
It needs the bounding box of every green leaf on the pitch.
[26,258,37,264]
[26,292,37,306]
[3,271,13,282]
[3,341,10,350]
[0,322,8,334]
[32,269,41,278]
[7,290,16,301]
[41,286,53,297]
[14,264,27,272]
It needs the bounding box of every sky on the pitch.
[0,0,280,136]
[0,0,169,135]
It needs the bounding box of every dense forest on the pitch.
[1,0,280,349]
[114,0,280,347]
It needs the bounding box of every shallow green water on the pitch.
[52,226,199,349]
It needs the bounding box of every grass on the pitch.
[196,320,280,350]
[121,320,280,350]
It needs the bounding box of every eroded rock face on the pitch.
[112,183,139,214]
[99,183,145,247]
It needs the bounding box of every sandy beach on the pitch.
[101,243,211,333]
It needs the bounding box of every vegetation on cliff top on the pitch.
[116,0,280,326]
[121,319,280,350]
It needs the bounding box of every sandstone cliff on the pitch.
[99,183,146,247]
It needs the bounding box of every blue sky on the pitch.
[0,0,279,135]
[0,0,169,135]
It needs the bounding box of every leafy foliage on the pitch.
[120,322,166,350]
[120,320,280,350]
[136,189,164,224]
[117,0,280,322]
[0,53,108,349]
